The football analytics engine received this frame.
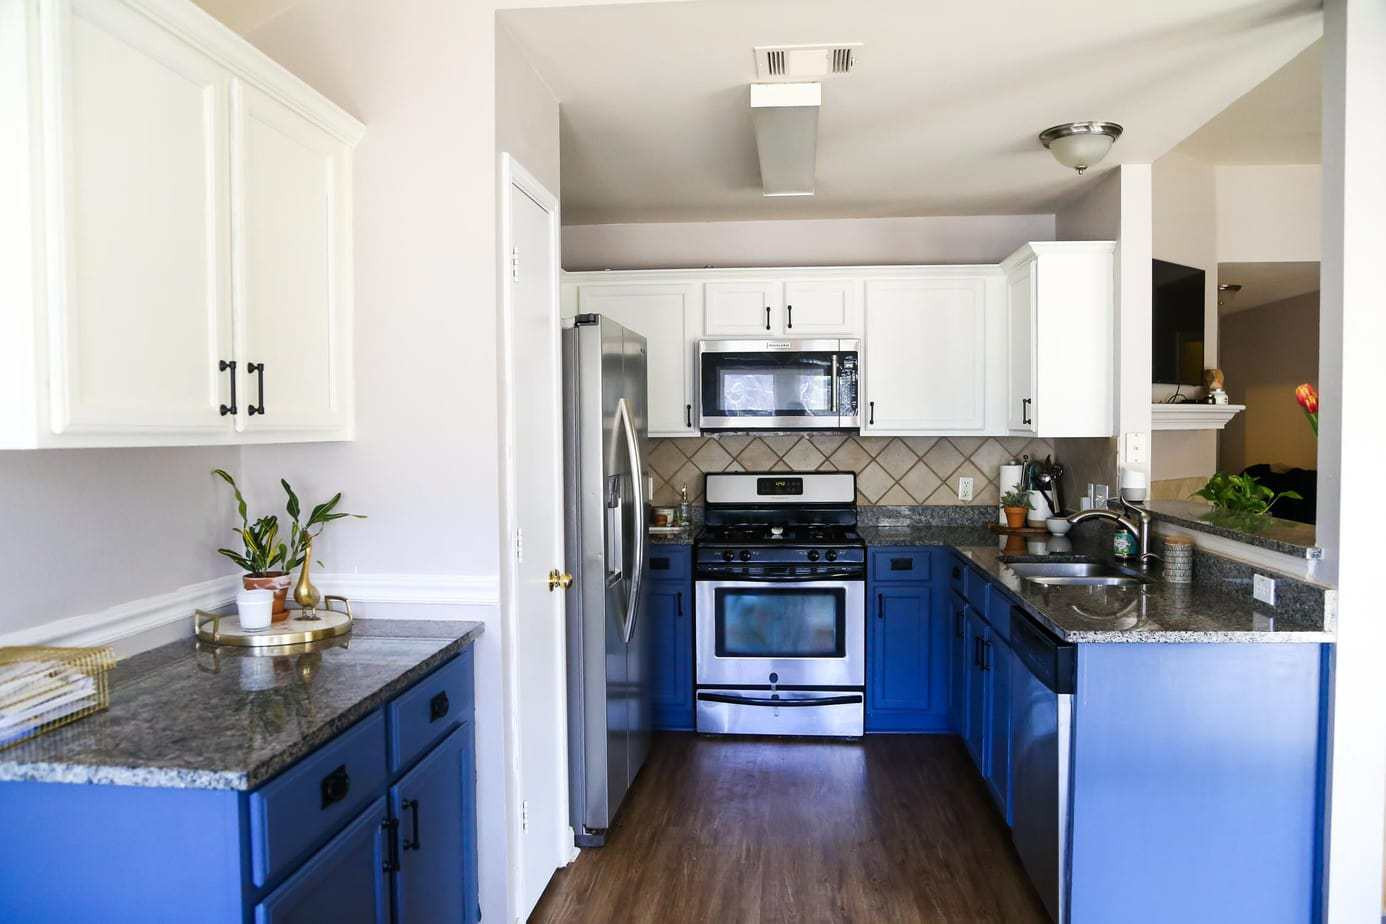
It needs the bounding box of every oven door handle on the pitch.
[696,692,864,708]
[695,571,863,582]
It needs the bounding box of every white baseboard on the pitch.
[0,573,501,649]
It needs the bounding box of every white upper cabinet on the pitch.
[1002,242,1116,438]
[704,281,783,336]
[574,283,702,437]
[0,0,362,449]
[783,280,862,336]
[862,275,990,434]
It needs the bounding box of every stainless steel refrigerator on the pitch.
[561,314,651,847]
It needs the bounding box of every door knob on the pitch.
[548,569,574,591]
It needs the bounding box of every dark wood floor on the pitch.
[531,733,1049,923]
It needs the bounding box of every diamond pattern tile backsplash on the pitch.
[648,434,1057,506]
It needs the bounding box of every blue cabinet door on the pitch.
[983,634,1012,823]
[867,583,934,730]
[649,579,694,730]
[947,591,968,736]
[391,723,478,924]
[963,608,990,774]
[254,797,389,924]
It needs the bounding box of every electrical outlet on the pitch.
[958,477,974,501]
[1253,574,1276,606]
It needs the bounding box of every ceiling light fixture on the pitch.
[1038,121,1124,174]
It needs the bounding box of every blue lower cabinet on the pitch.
[391,724,478,924]
[649,546,694,731]
[866,548,948,733]
[981,633,1012,823]
[255,797,391,924]
[962,608,990,772]
[947,591,968,736]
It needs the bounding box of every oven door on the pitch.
[695,579,865,687]
[698,341,856,429]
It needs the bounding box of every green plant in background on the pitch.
[1000,486,1033,509]
[212,469,287,575]
[281,479,366,570]
[1193,471,1301,529]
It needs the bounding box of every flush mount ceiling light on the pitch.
[750,82,821,197]
[1038,121,1124,174]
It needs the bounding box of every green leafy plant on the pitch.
[213,469,287,575]
[281,479,365,570]
[1193,471,1301,528]
[1000,486,1032,509]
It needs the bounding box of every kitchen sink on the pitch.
[1004,561,1150,587]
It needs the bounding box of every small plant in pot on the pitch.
[1192,471,1301,532]
[1000,486,1033,529]
[213,469,291,620]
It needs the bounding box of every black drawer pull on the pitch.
[402,798,421,851]
[429,691,450,722]
[381,817,400,873]
[952,566,961,580]
[889,558,913,571]
[877,594,885,619]
[320,764,350,809]
[651,557,671,571]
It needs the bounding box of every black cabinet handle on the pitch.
[877,593,885,619]
[954,609,964,639]
[676,592,684,618]
[787,304,793,329]
[1022,397,1032,425]
[320,764,350,809]
[429,691,450,722]
[982,639,992,672]
[686,404,692,428]
[868,401,876,426]
[218,360,237,416]
[764,306,771,330]
[247,362,266,416]
[952,566,961,580]
[402,798,421,851]
[381,817,400,873]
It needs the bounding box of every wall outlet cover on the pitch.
[1253,573,1276,606]
[958,477,974,501]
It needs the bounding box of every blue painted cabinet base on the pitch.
[649,545,694,731]
[866,548,950,733]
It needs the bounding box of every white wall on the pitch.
[562,214,1056,270]
[1152,430,1217,481]
[1216,165,1322,262]
[497,22,560,195]
[1153,150,1219,367]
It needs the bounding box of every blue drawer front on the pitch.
[388,649,475,773]
[250,710,388,888]
[647,547,691,581]
[870,549,933,582]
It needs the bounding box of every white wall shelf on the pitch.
[1150,403,1246,430]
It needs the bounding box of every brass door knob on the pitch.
[548,569,574,592]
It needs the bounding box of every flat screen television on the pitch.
[1152,259,1205,386]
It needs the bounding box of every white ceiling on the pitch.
[501,0,1322,225]
[1218,261,1320,314]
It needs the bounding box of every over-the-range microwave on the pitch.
[697,339,859,431]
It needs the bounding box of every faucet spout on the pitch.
[1066,500,1159,571]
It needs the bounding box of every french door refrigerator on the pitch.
[561,314,652,847]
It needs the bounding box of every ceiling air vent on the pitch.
[754,43,862,81]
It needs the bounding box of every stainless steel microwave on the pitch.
[697,339,860,430]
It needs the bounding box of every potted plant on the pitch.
[1192,471,1301,531]
[213,469,291,620]
[279,479,365,609]
[1000,485,1032,529]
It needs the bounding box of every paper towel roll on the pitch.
[998,464,1024,525]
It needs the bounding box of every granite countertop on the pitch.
[0,619,484,790]
[858,525,1332,644]
[1143,499,1322,559]
[648,527,694,545]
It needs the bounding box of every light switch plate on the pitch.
[957,477,974,501]
[1123,431,1148,466]
[1253,574,1276,606]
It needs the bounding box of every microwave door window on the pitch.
[704,354,835,419]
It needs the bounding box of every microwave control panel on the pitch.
[837,353,859,417]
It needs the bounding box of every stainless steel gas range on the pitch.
[693,471,865,737]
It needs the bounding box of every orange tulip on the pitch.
[1295,383,1318,436]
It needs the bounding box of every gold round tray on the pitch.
[194,595,353,647]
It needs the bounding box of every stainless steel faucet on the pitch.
[1067,498,1162,570]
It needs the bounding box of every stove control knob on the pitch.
[722,550,734,562]
[739,550,752,562]
[825,550,838,562]
[807,550,821,561]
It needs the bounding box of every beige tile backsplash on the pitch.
[648,434,1057,506]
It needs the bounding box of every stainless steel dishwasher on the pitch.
[1009,607,1077,923]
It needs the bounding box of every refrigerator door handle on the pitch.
[605,476,624,585]
[615,397,646,644]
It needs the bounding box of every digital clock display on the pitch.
[757,477,803,496]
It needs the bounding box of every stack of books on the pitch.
[0,646,116,748]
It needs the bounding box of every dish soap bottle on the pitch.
[678,484,692,528]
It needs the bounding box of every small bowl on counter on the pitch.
[1045,517,1072,536]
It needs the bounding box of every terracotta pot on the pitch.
[1003,506,1028,529]
[244,572,291,621]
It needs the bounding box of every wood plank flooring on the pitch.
[530,733,1049,923]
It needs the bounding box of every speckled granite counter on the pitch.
[0,619,484,790]
[648,528,694,545]
[859,525,1333,644]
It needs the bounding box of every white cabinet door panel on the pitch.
[863,278,987,433]
[784,280,862,336]
[51,0,232,436]
[233,80,351,437]
[704,281,781,336]
[577,284,701,436]
[1005,264,1036,432]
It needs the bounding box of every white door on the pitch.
[499,156,569,921]
[232,79,351,438]
[1006,262,1037,432]
[704,281,783,335]
[49,0,232,438]
[783,280,862,336]
[577,284,700,436]
[863,278,987,433]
